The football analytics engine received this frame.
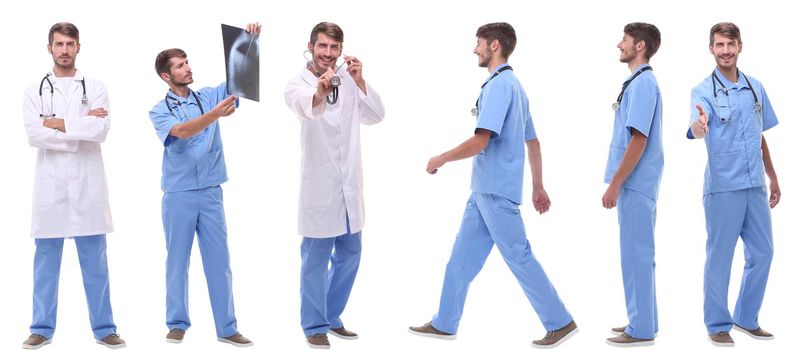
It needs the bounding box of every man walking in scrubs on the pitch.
[409,22,577,349]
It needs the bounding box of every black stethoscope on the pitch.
[612,65,652,112]
[38,72,87,118]
[472,65,513,117]
[164,90,204,116]
[711,69,761,123]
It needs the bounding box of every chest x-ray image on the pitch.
[222,24,260,102]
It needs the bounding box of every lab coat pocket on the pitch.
[88,175,109,203]
[301,179,334,209]
[32,167,56,207]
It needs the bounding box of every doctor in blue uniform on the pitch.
[148,23,260,348]
[688,22,780,347]
[602,23,663,347]
[409,22,576,349]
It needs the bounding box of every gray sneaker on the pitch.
[217,332,253,347]
[533,320,578,348]
[606,332,655,347]
[22,334,51,349]
[306,333,330,349]
[708,331,735,347]
[166,329,185,344]
[408,322,456,340]
[329,327,358,340]
[96,333,126,349]
[733,324,774,340]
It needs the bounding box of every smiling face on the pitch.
[308,32,342,73]
[710,33,742,70]
[617,33,638,63]
[474,37,494,68]
[48,32,80,71]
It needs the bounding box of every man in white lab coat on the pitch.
[284,22,385,349]
[21,22,124,349]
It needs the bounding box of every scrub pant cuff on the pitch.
[329,320,344,330]
[94,328,118,341]
[304,325,332,337]
[29,329,54,340]
[706,325,733,335]
[430,318,457,335]
[626,326,655,340]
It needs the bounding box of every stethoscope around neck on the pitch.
[38,72,87,118]
[711,69,761,123]
[303,50,346,105]
[164,89,205,115]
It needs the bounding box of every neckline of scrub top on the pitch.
[713,67,750,91]
[482,63,512,86]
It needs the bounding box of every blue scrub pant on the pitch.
[300,213,362,337]
[617,188,658,339]
[703,187,773,334]
[31,234,116,340]
[431,192,573,334]
[162,185,238,338]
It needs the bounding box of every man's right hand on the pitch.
[213,95,238,118]
[691,104,709,138]
[315,67,335,100]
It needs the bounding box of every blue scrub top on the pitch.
[149,83,231,192]
[688,68,778,195]
[471,63,537,205]
[604,64,664,200]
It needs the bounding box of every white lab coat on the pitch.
[23,70,113,238]
[285,68,384,238]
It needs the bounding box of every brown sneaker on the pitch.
[166,328,185,344]
[22,334,51,349]
[408,322,456,340]
[733,324,774,340]
[218,332,253,347]
[96,333,126,349]
[532,320,578,348]
[306,333,330,349]
[329,327,359,340]
[708,331,735,347]
[611,326,627,336]
[606,332,655,347]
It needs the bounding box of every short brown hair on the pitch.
[624,22,661,60]
[309,22,344,44]
[154,48,187,77]
[476,22,517,59]
[49,22,79,45]
[710,22,741,46]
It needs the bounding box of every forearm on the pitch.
[170,112,219,139]
[438,133,489,164]
[610,133,647,186]
[527,139,544,189]
[761,136,777,181]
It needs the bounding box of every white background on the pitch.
[0,0,799,349]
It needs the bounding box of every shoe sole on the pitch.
[733,325,774,340]
[707,339,734,347]
[328,330,359,340]
[22,339,52,350]
[95,340,127,349]
[532,327,579,349]
[408,328,456,340]
[605,339,655,347]
[305,341,331,349]
[217,338,254,347]
[165,339,183,344]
